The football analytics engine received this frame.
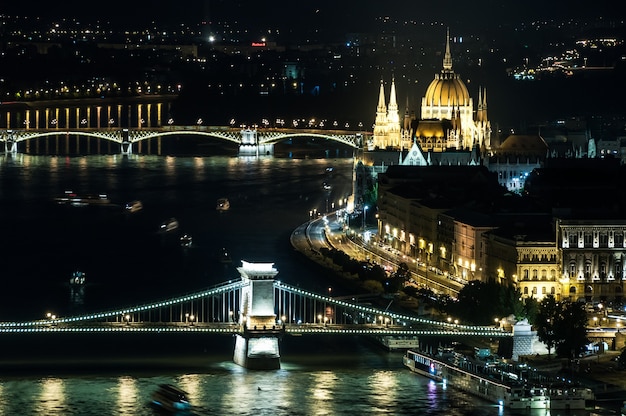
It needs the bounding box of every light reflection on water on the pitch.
[0,154,616,415]
[0,366,606,415]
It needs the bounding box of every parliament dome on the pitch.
[423,72,470,107]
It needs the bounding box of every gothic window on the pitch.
[524,287,528,295]
[569,233,577,247]
[541,269,547,280]
[616,233,624,247]
[542,287,546,294]
[532,269,538,280]
[585,263,591,279]
[550,270,556,280]
[569,263,576,278]
[532,287,537,294]
[523,270,529,280]
[550,287,556,295]
[584,233,593,247]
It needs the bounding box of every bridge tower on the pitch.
[233,260,284,369]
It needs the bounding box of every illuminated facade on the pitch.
[556,218,626,303]
[411,28,491,152]
[370,29,491,154]
[482,223,562,301]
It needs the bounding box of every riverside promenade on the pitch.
[290,215,626,405]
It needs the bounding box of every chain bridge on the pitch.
[0,261,510,369]
[0,126,366,156]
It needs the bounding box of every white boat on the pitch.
[180,234,192,247]
[160,218,179,233]
[55,190,111,207]
[216,197,230,211]
[403,349,592,410]
[124,200,143,213]
[375,335,420,351]
[150,384,191,413]
[69,271,86,285]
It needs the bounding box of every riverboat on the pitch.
[180,234,192,247]
[124,200,143,213]
[403,349,592,410]
[160,217,179,233]
[375,335,420,351]
[216,197,230,211]
[69,270,86,285]
[219,247,232,263]
[150,384,191,413]
[55,190,111,207]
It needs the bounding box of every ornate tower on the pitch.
[372,80,389,150]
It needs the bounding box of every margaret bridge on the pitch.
[0,126,367,156]
[0,261,514,369]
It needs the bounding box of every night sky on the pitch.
[2,1,620,27]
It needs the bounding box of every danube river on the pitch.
[0,152,610,415]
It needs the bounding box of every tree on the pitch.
[536,295,560,357]
[524,296,540,326]
[362,280,384,295]
[554,302,589,359]
[446,279,524,325]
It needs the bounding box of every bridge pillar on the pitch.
[511,319,536,361]
[233,260,283,370]
[4,131,17,153]
[238,128,274,156]
[120,129,132,155]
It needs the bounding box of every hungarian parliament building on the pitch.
[360,29,626,305]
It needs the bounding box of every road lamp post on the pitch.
[362,205,368,231]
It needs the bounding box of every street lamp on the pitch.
[363,205,369,231]
[189,314,195,326]
[318,314,322,324]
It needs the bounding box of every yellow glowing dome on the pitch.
[423,71,470,107]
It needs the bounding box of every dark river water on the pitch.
[0,152,613,415]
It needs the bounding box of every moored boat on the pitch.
[403,349,592,410]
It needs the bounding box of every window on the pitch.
[570,263,576,278]
[599,233,608,247]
